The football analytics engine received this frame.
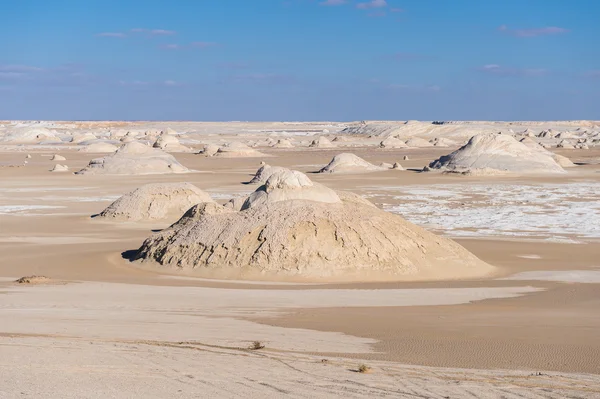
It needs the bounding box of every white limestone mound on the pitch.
[392,162,404,170]
[51,154,66,161]
[133,170,494,282]
[430,137,458,147]
[76,142,189,175]
[79,142,119,153]
[309,136,335,148]
[405,137,433,148]
[249,164,290,184]
[272,139,294,148]
[1,127,59,143]
[557,140,574,149]
[97,183,213,222]
[25,154,32,159]
[71,132,98,144]
[242,170,341,210]
[429,133,566,174]
[319,153,386,174]
[519,138,575,168]
[50,164,69,172]
[153,134,192,152]
[201,144,220,157]
[379,136,408,149]
[215,142,265,157]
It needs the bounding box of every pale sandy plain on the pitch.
[1,120,600,398]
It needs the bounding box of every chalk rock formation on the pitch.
[309,136,335,148]
[319,153,385,174]
[1,128,59,143]
[97,183,213,222]
[519,138,575,168]
[153,134,191,152]
[405,137,433,148]
[71,132,98,144]
[133,170,494,282]
[379,136,408,149]
[272,139,294,148]
[430,137,458,147]
[201,144,220,157]
[79,142,119,153]
[76,142,189,175]
[215,142,264,157]
[50,164,69,172]
[429,133,566,174]
[249,164,290,184]
[51,154,66,161]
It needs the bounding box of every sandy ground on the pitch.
[1,130,600,397]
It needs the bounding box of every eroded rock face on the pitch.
[272,139,294,148]
[249,164,290,184]
[133,170,494,282]
[379,136,408,149]
[319,153,385,174]
[78,142,119,153]
[76,142,189,175]
[405,137,433,148]
[97,183,213,222]
[214,142,265,157]
[309,136,335,148]
[429,133,566,174]
[153,134,191,152]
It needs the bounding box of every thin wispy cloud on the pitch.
[151,29,176,36]
[129,28,177,36]
[159,42,218,50]
[229,73,296,85]
[498,25,569,37]
[95,32,126,38]
[388,83,441,92]
[583,70,600,78]
[0,72,28,81]
[0,64,44,72]
[160,44,183,50]
[385,53,433,61]
[219,62,251,70]
[119,80,149,86]
[357,0,387,10]
[319,0,347,5]
[479,64,547,76]
[368,11,386,17]
[0,63,97,87]
[191,41,217,48]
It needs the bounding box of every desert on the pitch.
[1,119,600,398]
[2,1,599,397]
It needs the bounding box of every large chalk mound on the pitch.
[429,133,566,174]
[153,134,192,152]
[97,183,213,222]
[78,142,119,153]
[519,137,575,168]
[309,136,335,148]
[1,127,60,143]
[133,171,494,282]
[319,153,386,174]
[249,164,290,184]
[76,142,189,175]
[215,142,265,157]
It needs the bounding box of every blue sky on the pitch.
[1,0,598,121]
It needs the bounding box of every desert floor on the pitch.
[1,131,599,398]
